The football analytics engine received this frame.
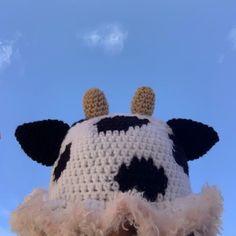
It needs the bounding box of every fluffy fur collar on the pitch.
[11,187,222,236]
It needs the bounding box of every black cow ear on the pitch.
[15,120,70,166]
[167,118,219,161]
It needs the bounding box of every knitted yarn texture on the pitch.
[11,87,222,236]
[49,114,191,203]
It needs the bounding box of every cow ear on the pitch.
[15,120,70,166]
[167,119,219,161]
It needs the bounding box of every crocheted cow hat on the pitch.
[11,87,222,236]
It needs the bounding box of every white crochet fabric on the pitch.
[49,113,191,203]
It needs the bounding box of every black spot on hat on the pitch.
[95,115,149,134]
[114,156,168,202]
[53,143,72,181]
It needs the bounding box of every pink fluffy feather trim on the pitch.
[11,187,222,236]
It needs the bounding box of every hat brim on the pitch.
[11,187,222,236]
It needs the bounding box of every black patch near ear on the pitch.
[167,119,219,161]
[168,134,189,175]
[15,120,70,166]
[53,143,72,181]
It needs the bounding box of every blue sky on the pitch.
[0,0,236,235]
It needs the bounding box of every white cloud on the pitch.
[0,33,22,72]
[216,27,236,64]
[0,41,13,70]
[83,23,128,54]
[228,27,236,51]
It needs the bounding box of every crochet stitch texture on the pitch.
[49,114,191,203]
[11,87,222,236]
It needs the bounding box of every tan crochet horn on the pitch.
[131,86,155,116]
[83,88,109,119]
